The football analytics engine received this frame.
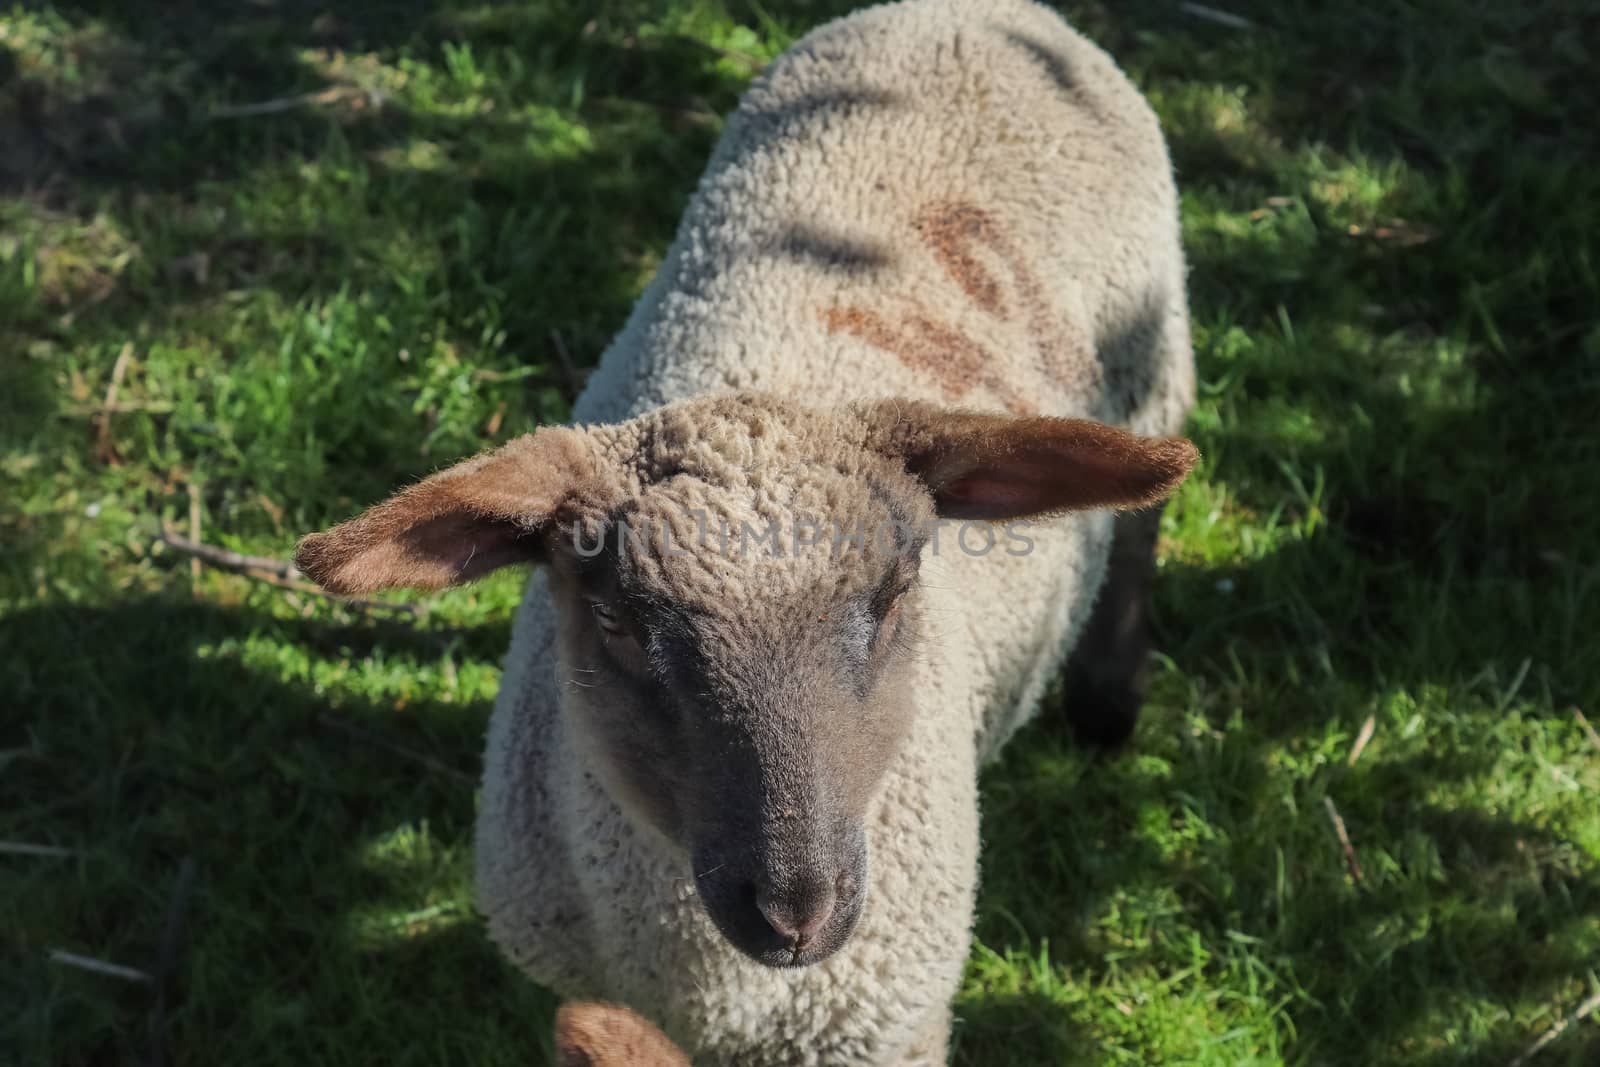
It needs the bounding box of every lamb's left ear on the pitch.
[295,427,610,595]
[862,400,1198,520]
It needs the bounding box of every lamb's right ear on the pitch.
[294,427,610,595]
[554,1002,692,1067]
[862,399,1198,520]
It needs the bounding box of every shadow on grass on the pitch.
[0,595,539,1064]
[953,990,1096,1066]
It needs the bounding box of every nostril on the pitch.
[755,886,835,949]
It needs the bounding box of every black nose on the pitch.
[755,881,836,950]
[693,834,868,968]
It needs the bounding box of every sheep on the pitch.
[295,0,1197,1063]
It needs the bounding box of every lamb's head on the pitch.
[296,393,1197,968]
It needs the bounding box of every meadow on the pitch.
[3,0,1598,1063]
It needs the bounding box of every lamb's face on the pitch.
[545,398,935,967]
[294,391,1198,970]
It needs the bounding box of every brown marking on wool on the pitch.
[912,201,1006,315]
[901,314,1037,416]
[820,200,1109,415]
[820,303,904,355]
[821,303,1034,417]
[914,199,1100,386]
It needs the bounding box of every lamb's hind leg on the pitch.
[1063,504,1165,747]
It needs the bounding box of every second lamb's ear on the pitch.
[295,427,611,595]
[862,400,1198,520]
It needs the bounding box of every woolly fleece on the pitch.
[475,1,1195,1063]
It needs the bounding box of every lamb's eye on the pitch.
[591,602,627,637]
[875,580,914,621]
[878,587,909,629]
[873,552,922,621]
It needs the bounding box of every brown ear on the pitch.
[862,400,1198,520]
[294,427,610,595]
[554,1002,692,1067]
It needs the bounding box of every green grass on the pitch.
[3,1,1598,1064]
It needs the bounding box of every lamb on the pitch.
[295,0,1197,1063]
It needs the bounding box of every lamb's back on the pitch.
[576,0,1183,431]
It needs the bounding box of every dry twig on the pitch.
[186,485,203,582]
[1347,715,1376,766]
[208,85,375,121]
[1180,2,1255,30]
[242,567,423,617]
[60,401,177,417]
[95,343,134,464]
[1322,795,1364,884]
[156,528,299,579]
[156,529,423,617]
[1507,987,1600,1067]
[48,950,153,984]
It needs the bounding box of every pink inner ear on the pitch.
[935,470,1057,519]
[297,504,542,595]
[928,433,1195,520]
[402,512,538,583]
[931,447,1074,520]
